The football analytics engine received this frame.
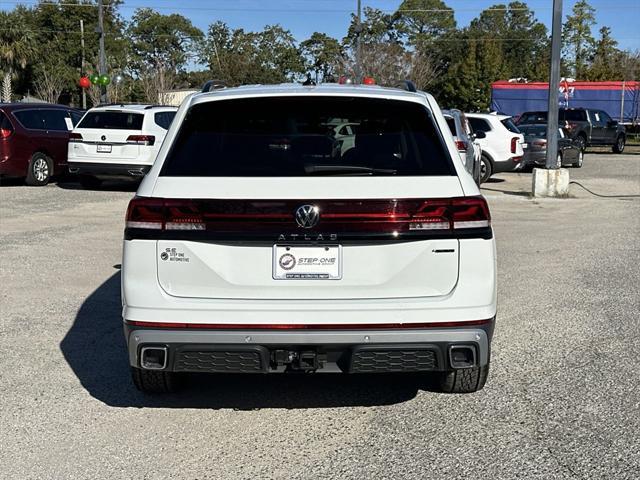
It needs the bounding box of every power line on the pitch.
[1,1,639,12]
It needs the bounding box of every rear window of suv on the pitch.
[160,97,455,177]
[78,111,144,130]
[501,118,521,133]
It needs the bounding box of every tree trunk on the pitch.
[2,68,12,103]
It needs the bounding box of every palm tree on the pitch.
[0,10,35,102]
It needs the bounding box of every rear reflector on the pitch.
[126,134,155,146]
[125,318,494,330]
[125,197,491,237]
[455,140,468,151]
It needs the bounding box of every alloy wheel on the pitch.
[33,157,49,182]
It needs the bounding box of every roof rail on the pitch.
[395,80,417,93]
[202,80,227,93]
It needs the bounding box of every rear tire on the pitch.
[25,153,52,186]
[479,155,493,184]
[612,135,625,154]
[79,175,102,189]
[438,364,490,393]
[131,367,180,393]
[573,149,584,168]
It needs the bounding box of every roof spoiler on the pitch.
[201,80,227,93]
[395,80,417,93]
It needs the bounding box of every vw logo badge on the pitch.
[295,204,320,229]
[101,135,106,141]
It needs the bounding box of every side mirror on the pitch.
[474,130,486,139]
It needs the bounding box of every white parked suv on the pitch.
[122,83,497,394]
[466,113,524,183]
[68,104,177,188]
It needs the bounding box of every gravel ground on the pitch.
[1,153,639,479]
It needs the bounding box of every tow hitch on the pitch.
[273,350,326,371]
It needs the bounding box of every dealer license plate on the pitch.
[97,144,112,153]
[273,245,342,280]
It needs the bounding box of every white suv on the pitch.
[466,113,524,183]
[68,104,177,188]
[122,84,497,394]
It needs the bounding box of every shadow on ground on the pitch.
[56,177,139,192]
[61,272,423,409]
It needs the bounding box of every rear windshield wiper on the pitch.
[305,165,397,176]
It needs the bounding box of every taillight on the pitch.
[450,197,491,229]
[68,132,83,142]
[510,137,518,154]
[125,197,164,229]
[455,140,468,151]
[126,135,155,146]
[125,197,491,236]
[0,127,13,139]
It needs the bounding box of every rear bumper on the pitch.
[522,151,546,166]
[492,158,523,173]
[125,320,494,373]
[68,161,150,178]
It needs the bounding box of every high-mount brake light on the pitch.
[68,132,83,142]
[510,137,518,154]
[126,134,155,146]
[125,197,491,237]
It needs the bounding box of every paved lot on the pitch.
[1,152,639,479]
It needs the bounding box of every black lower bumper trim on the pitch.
[139,342,481,373]
[68,162,150,177]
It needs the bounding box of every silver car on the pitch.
[443,109,484,184]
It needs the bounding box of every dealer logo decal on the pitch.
[279,253,296,270]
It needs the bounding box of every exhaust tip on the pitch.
[449,345,477,369]
[140,346,168,370]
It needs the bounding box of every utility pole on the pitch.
[97,0,108,104]
[545,0,563,169]
[80,19,86,110]
[354,0,362,83]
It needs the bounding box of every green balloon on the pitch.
[99,74,111,86]
[89,74,99,85]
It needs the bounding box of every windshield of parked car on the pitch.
[78,111,144,130]
[518,125,547,137]
[161,97,455,177]
[517,112,547,124]
[560,109,587,121]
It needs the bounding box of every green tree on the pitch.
[439,35,482,110]
[396,0,456,46]
[0,8,35,102]
[587,26,620,80]
[563,0,596,79]
[200,22,304,85]
[24,0,128,106]
[300,32,343,83]
[127,8,203,103]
